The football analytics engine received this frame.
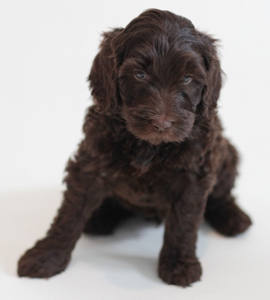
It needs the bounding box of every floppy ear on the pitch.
[88,28,124,115]
[196,32,222,120]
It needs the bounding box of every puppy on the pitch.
[18,9,252,287]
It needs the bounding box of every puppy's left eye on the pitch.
[182,75,192,84]
[135,71,146,79]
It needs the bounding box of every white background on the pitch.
[1,0,270,299]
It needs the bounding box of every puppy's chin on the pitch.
[143,133,185,145]
[126,126,192,145]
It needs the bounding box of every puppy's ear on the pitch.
[196,32,222,120]
[88,28,124,115]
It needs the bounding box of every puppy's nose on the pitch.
[152,117,172,132]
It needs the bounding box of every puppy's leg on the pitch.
[158,176,212,287]
[83,197,134,235]
[18,156,108,278]
[205,143,252,236]
[205,195,252,237]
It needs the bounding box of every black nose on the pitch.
[152,118,172,132]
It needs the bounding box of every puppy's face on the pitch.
[89,10,221,143]
[118,35,206,145]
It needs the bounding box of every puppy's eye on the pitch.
[182,75,192,84]
[135,71,146,80]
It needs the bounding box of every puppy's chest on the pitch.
[111,170,175,207]
[110,152,197,207]
[124,144,202,177]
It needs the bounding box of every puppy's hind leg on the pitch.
[83,197,134,235]
[204,142,252,236]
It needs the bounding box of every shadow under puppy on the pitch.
[18,9,252,287]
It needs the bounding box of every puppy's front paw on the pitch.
[158,256,202,287]
[18,244,71,278]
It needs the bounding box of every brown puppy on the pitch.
[18,9,252,287]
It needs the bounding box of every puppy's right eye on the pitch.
[182,75,192,84]
[135,71,146,79]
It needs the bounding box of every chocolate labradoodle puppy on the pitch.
[18,9,252,286]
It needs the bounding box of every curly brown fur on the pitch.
[18,9,252,286]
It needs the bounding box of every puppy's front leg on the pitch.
[18,156,108,278]
[158,176,213,287]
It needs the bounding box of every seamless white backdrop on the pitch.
[1,1,270,300]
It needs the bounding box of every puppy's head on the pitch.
[89,9,222,145]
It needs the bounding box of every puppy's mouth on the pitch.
[138,129,188,145]
[123,108,195,145]
[126,119,194,145]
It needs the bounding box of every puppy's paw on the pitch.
[158,256,202,287]
[18,244,71,278]
[205,202,252,237]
